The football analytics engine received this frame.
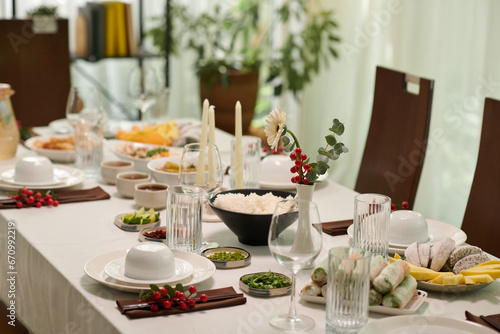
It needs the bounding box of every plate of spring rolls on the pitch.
[300,256,428,315]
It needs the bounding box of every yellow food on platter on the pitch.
[115,121,180,145]
[34,136,75,150]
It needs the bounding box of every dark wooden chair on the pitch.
[461,98,500,257]
[355,66,434,207]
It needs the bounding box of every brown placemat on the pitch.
[322,219,353,236]
[0,186,110,209]
[117,287,246,319]
[466,311,500,332]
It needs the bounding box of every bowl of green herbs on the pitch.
[239,271,292,297]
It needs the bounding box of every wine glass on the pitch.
[268,199,323,331]
[127,66,160,122]
[179,143,224,249]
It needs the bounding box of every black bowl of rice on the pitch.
[209,189,295,246]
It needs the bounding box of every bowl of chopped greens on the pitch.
[239,271,292,297]
[202,247,251,269]
[114,207,161,232]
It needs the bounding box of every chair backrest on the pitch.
[355,66,434,207]
[461,98,500,257]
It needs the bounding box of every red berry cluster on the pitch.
[144,285,208,312]
[9,188,59,208]
[262,146,284,155]
[289,148,312,184]
[391,201,409,211]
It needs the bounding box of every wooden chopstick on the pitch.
[480,315,500,332]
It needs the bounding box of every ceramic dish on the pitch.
[260,172,328,190]
[84,249,216,293]
[106,139,183,172]
[104,257,194,285]
[202,247,251,269]
[0,165,85,191]
[347,219,467,254]
[24,135,75,162]
[239,272,292,297]
[359,315,498,334]
[139,227,166,242]
[417,280,493,293]
[114,214,161,232]
[48,118,135,138]
[300,290,428,316]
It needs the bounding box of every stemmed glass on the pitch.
[179,143,224,248]
[268,199,323,331]
[127,66,160,121]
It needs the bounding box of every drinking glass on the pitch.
[268,199,323,331]
[230,135,261,189]
[179,143,223,248]
[127,66,160,121]
[353,193,391,258]
[66,87,104,178]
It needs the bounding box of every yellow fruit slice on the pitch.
[464,274,494,284]
[443,274,465,286]
[429,272,455,284]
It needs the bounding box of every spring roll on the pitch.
[301,281,322,296]
[373,260,410,294]
[321,284,328,297]
[382,275,417,308]
[369,288,383,306]
[370,255,388,284]
[311,257,329,286]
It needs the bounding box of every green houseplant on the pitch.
[147,0,340,132]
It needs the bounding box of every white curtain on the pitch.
[303,0,500,228]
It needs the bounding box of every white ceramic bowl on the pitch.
[147,156,182,186]
[116,171,151,198]
[260,155,294,185]
[124,242,176,280]
[14,156,54,184]
[100,160,134,185]
[134,182,169,209]
[389,210,429,245]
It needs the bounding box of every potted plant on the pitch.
[27,5,59,34]
[147,0,340,133]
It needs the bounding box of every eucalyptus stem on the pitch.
[286,129,301,149]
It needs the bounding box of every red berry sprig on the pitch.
[9,188,59,208]
[140,284,208,312]
[391,201,409,211]
[289,148,313,184]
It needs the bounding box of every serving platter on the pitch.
[300,290,428,316]
[24,135,75,162]
[417,280,493,293]
[84,249,216,293]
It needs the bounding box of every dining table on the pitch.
[0,121,499,334]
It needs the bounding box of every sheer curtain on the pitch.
[303,0,500,228]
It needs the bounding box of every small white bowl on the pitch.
[389,210,429,246]
[147,156,182,186]
[100,160,134,185]
[260,155,293,185]
[124,242,176,280]
[116,171,151,198]
[134,182,169,209]
[14,156,54,184]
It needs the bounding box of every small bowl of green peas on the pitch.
[202,247,251,269]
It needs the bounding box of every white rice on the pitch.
[214,192,293,214]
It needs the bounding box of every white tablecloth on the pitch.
[0,130,498,334]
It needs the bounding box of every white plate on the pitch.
[106,139,183,173]
[347,219,467,254]
[104,257,194,285]
[417,280,493,293]
[84,249,216,293]
[359,315,498,334]
[0,165,86,191]
[49,118,135,138]
[260,172,328,190]
[1,166,70,186]
[24,135,75,162]
[300,290,427,315]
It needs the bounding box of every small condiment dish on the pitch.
[239,272,292,297]
[389,210,429,246]
[100,160,134,185]
[139,226,166,243]
[114,213,161,232]
[202,247,251,269]
[124,242,176,280]
[116,171,151,198]
[147,156,182,186]
[134,182,169,209]
[14,156,54,184]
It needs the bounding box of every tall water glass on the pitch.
[230,135,261,189]
[326,247,371,334]
[353,193,391,258]
[165,185,203,253]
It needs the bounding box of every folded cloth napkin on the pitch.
[0,186,110,209]
[172,122,201,147]
[117,286,246,319]
[322,219,353,236]
[466,311,500,332]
